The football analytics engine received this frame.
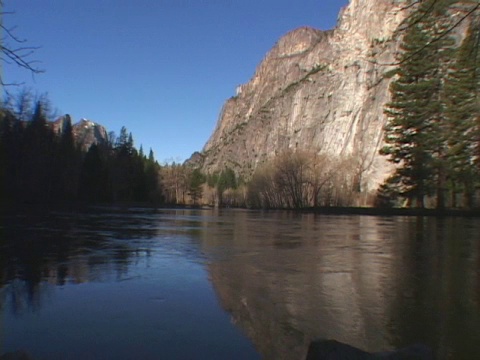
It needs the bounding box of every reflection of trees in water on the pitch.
[205,212,480,359]
[0,209,159,314]
[388,217,480,358]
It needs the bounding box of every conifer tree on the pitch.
[148,148,155,163]
[188,168,205,206]
[22,101,56,202]
[56,115,81,201]
[79,144,110,203]
[444,18,480,207]
[381,0,454,208]
[144,148,161,202]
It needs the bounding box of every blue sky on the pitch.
[3,0,348,163]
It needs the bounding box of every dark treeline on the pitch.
[0,100,162,205]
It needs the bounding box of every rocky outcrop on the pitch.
[72,118,108,151]
[196,0,410,190]
[53,116,108,151]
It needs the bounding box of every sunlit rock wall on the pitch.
[199,0,409,190]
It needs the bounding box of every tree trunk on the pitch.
[450,180,457,208]
[436,170,446,209]
[463,181,474,209]
[415,194,425,209]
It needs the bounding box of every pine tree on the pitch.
[0,111,16,202]
[79,144,110,203]
[444,18,480,207]
[144,149,161,203]
[56,115,81,201]
[188,168,205,206]
[216,168,237,207]
[381,0,455,208]
[22,101,57,202]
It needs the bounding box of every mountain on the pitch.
[192,0,466,191]
[53,116,108,151]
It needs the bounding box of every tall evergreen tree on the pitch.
[216,167,237,207]
[144,149,161,203]
[79,144,111,203]
[56,115,81,201]
[0,111,16,202]
[21,101,57,202]
[148,148,155,163]
[188,168,205,205]
[381,0,454,208]
[444,17,480,207]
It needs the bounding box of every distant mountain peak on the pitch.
[52,115,108,151]
[73,118,108,151]
[78,118,97,126]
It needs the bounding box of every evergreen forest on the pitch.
[0,98,162,206]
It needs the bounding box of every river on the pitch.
[0,208,479,359]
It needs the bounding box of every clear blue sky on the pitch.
[3,0,348,163]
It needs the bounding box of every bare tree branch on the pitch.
[1,23,26,43]
[1,3,44,88]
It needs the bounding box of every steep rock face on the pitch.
[54,116,108,151]
[199,0,408,190]
[72,118,108,151]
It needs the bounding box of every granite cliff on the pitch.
[195,0,409,191]
[53,116,108,151]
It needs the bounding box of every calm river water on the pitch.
[0,208,479,359]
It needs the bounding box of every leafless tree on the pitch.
[1,1,43,87]
[247,149,366,209]
[273,150,311,208]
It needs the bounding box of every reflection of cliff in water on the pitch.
[204,211,480,360]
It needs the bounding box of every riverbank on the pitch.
[2,202,480,218]
[302,206,480,217]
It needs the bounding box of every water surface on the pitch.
[1,208,479,359]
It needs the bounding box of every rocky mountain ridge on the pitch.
[191,0,418,191]
[53,115,108,151]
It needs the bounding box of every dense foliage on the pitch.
[160,163,242,207]
[0,100,162,205]
[381,0,480,208]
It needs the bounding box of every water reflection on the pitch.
[1,211,153,313]
[201,211,480,360]
[0,208,259,360]
[1,209,479,359]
